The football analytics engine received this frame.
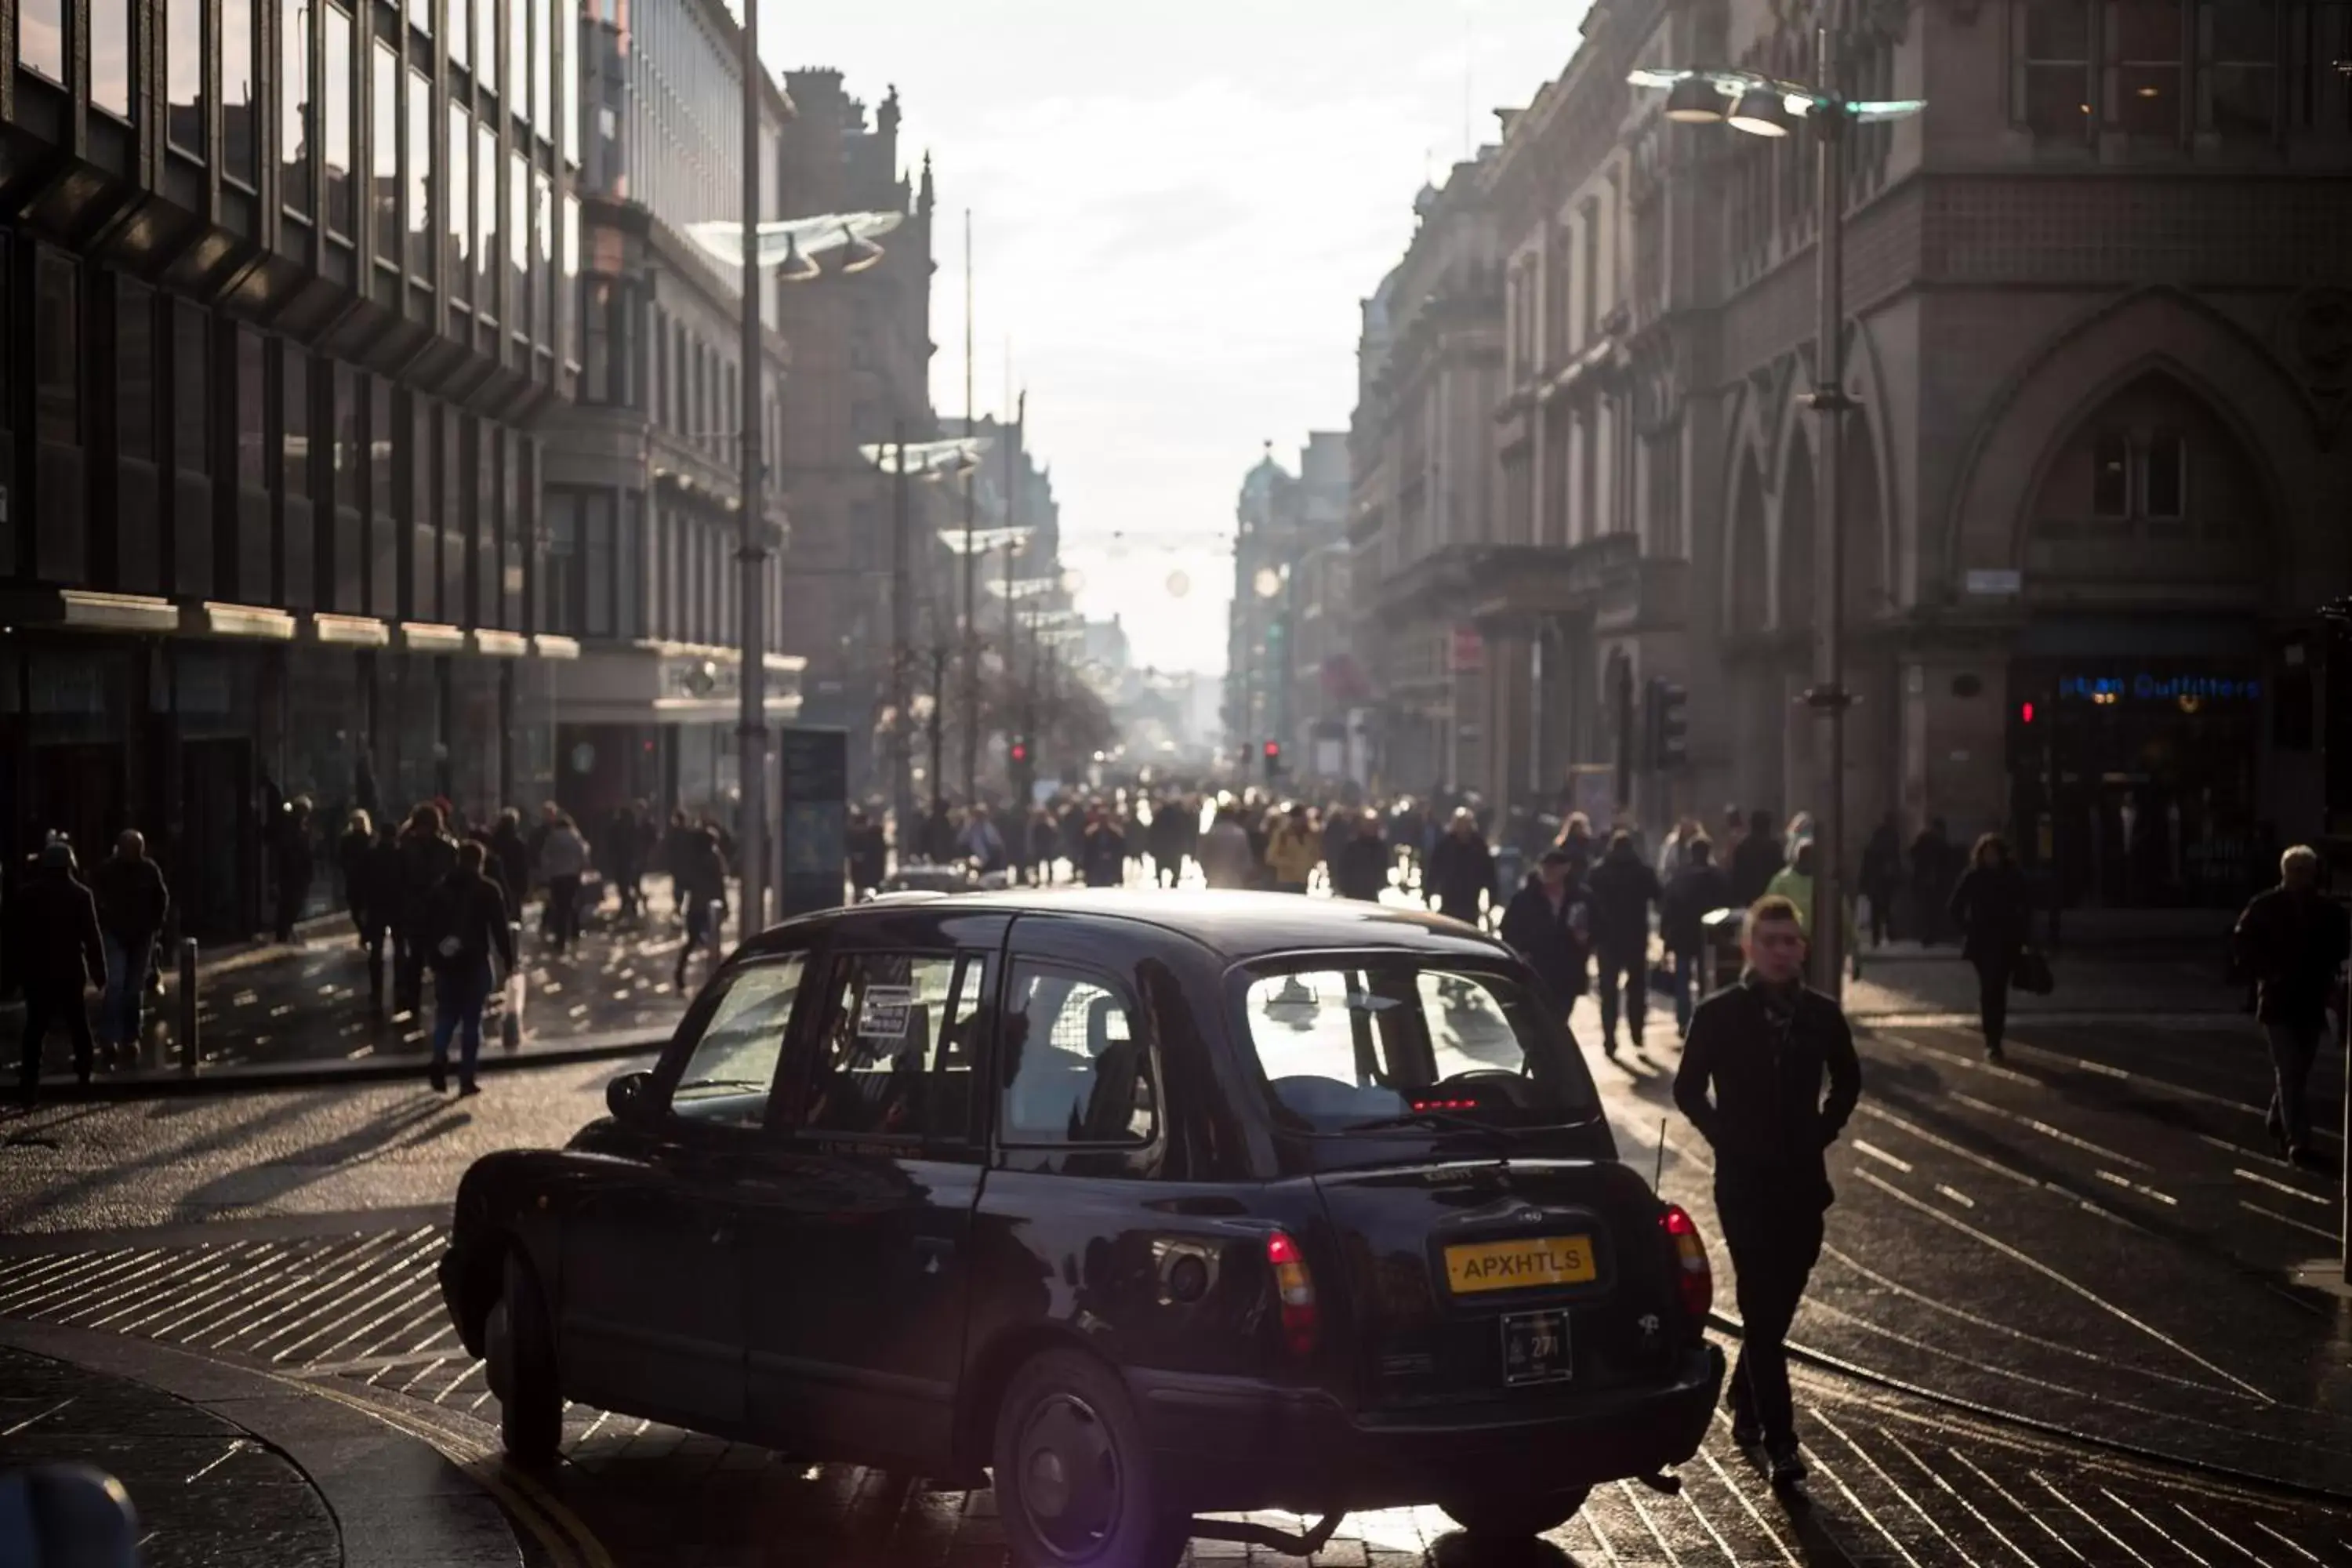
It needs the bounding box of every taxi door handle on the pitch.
[711,1224,735,1246]
[912,1236,956,1276]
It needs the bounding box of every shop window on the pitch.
[2091,432,2131,516]
[284,0,314,216]
[448,106,473,296]
[408,67,434,268]
[116,281,155,462]
[584,491,614,637]
[35,254,80,445]
[223,0,257,182]
[534,0,554,136]
[2143,430,2187,517]
[173,300,209,474]
[18,0,63,80]
[2198,1,2277,136]
[91,0,131,115]
[544,490,578,633]
[374,42,401,258]
[236,329,267,490]
[2107,0,2185,140]
[324,4,355,236]
[2016,1,2096,136]
[510,0,530,116]
[282,347,310,503]
[478,124,501,307]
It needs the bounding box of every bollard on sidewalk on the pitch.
[176,938,198,1076]
[501,920,524,1051]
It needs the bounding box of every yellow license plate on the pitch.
[1443,1236,1596,1294]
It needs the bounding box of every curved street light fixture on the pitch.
[1628,37,1925,1005]
[837,223,886,275]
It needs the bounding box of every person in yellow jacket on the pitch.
[1265,804,1322,895]
[1766,839,1863,979]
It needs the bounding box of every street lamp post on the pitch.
[736,0,768,936]
[1628,29,1922,1000]
[890,421,913,844]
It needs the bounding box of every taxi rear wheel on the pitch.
[1439,1488,1590,1540]
[990,1348,1186,1568]
[487,1248,561,1465]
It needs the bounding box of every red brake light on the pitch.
[1409,1098,1479,1112]
[1661,1205,1713,1329]
[1265,1229,1319,1358]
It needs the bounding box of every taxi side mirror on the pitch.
[606,1071,652,1124]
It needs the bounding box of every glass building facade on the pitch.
[2,0,579,936]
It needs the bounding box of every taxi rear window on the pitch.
[1236,959,1600,1134]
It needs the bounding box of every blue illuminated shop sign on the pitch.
[2056,673,2262,703]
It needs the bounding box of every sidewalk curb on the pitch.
[1707,1311,2352,1508]
[31,1030,666,1099]
[0,1317,523,1568]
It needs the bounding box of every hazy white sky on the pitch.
[767,2,1588,675]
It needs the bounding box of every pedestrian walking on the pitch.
[488,809,532,916]
[1199,807,1254,891]
[605,803,647,919]
[1331,810,1391,902]
[273,797,316,942]
[1672,894,1861,1489]
[2230,844,2348,1164]
[1080,804,1128,888]
[1728,810,1782,909]
[1149,795,1189,889]
[1910,818,1955,946]
[7,840,106,1102]
[1859,813,1900,948]
[960,804,1009,877]
[847,808,888,898]
[1766,840,1860,982]
[422,840,517,1095]
[1661,836,1733,1037]
[1028,806,1060,886]
[89,830,169,1061]
[1947,833,2034,1062]
[338,812,393,1012]
[1428,808,1498,930]
[1501,848,1592,1021]
[538,812,590,950]
[671,826,728,991]
[1588,830,1661,1056]
[393,804,459,1017]
[1265,805,1320,895]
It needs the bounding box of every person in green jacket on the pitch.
[1766,839,1861,980]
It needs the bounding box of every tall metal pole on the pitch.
[890,422,913,849]
[1004,393,1023,766]
[959,210,980,808]
[1807,20,1853,999]
[735,0,769,934]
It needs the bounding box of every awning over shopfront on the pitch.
[544,640,808,727]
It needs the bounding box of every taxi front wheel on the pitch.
[1439,1488,1591,1541]
[990,1348,1187,1568]
[487,1248,561,1464]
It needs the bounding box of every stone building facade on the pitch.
[1352,0,2352,909]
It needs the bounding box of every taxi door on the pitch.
[737,913,1005,1466]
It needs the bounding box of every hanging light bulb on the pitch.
[837,223,885,274]
[779,230,822,283]
[1664,77,1726,122]
[1726,87,1795,137]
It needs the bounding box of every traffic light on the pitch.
[1261,739,1282,780]
[1653,681,1688,770]
[1009,737,1030,765]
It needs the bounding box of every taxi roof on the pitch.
[740,889,1511,965]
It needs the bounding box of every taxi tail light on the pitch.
[1265,1229,1319,1358]
[1661,1205,1713,1326]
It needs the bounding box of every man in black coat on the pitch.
[1661,836,1733,1038]
[1500,848,1592,1017]
[91,830,170,1056]
[422,841,517,1095]
[1330,811,1392,902]
[1427,808,1497,930]
[1671,894,1861,1489]
[1728,809,1782,909]
[1588,829,1662,1056]
[393,804,459,1018]
[7,840,107,1103]
[2230,844,2350,1164]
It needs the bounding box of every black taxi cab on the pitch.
[438,891,1722,1566]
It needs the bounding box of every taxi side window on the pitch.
[670,956,807,1128]
[801,952,989,1142]
[998,963,1157,1147]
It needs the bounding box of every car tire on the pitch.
[991,1348,1187,1568]
[1439,1488,1590,1540]
[486,1247,562,1465]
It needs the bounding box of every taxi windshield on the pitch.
[1236,960,1601,1134]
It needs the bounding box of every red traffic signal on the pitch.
[2020,701,2035,726]
[1010,740,1029,764]
[1262,740,1281,758]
